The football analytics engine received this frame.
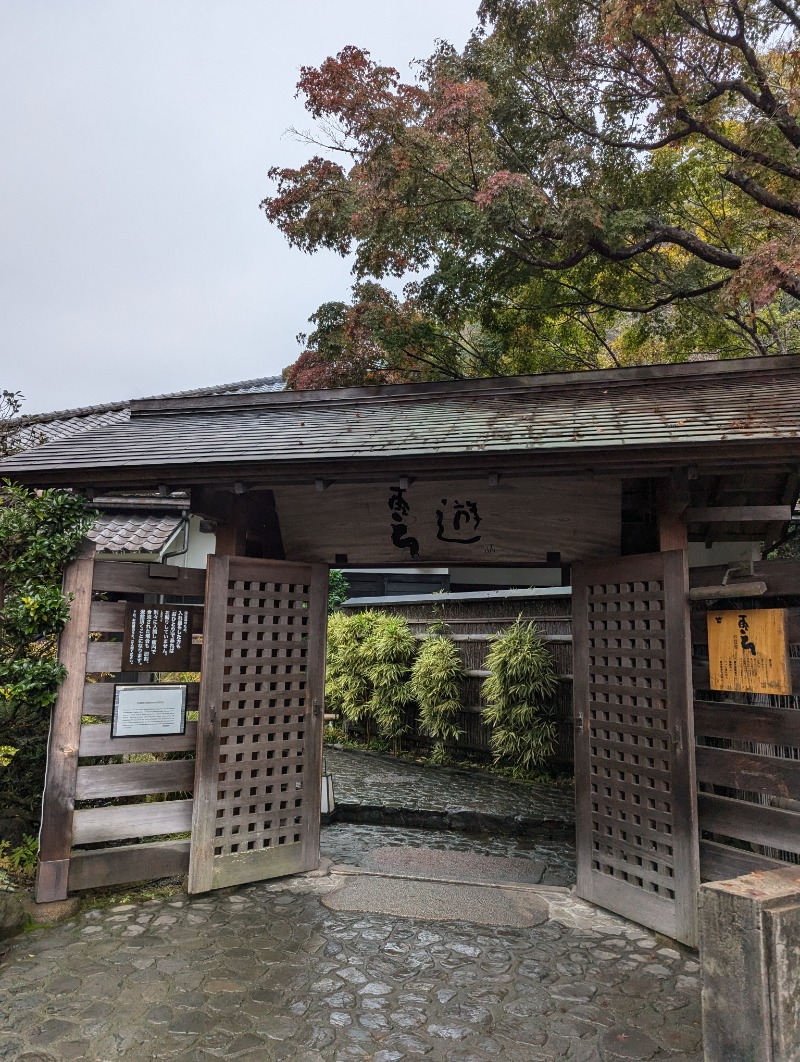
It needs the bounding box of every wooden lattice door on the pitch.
[188,556,328,893]
[572,551,699,946]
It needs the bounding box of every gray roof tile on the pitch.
[11,376,284,449]
[88,513,183,553]
[3,357,799,482]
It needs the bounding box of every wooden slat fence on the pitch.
[691,583,800,882]
[36,551,206,902]
[341,590,574,765]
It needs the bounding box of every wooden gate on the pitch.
[572,551,699,946]
[187,556,328,893]
[36,549,327,902]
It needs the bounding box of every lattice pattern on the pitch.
[213,579,309,858]
[587,578,675,899]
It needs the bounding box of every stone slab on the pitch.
[321,874,550,927]
[366,845,546,885]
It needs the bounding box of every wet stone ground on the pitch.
[325,748,576,828]
[1,752,701,1060]
[0,875,703,1062]
[321,823,577,887]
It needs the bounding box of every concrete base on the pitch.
[700,867,800,1061]
[20,893,81,926]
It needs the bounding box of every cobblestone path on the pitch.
[321,823,576,887]
[0,873,702,1061]
[325,748,576,827]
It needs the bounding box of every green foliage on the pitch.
[0,482,93,840]
[325,611,376,729]
[0,833,38,889]
[266,2,800,386]
[325,610,417,744]
[410,633,464,763]
[7,834,37,873]
[328,569,350,613]
[362,614,417,744]
[482,619,558,777]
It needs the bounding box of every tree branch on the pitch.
[722,169,800,218]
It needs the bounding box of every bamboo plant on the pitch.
[410,630,464,763]
[481,618,558,777]
[324,611,376,737]
[362,613,418,751]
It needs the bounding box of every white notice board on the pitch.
[111,685,187,738]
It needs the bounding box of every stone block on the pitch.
[699,867,800,1061]
[20,893,81,925]
[0,891,29,940]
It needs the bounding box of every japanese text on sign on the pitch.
[707,609,791,695]
[122,605,193,671]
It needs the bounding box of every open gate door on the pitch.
[572,551,699,946]
[188,556,328,893]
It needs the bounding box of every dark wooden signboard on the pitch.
[122,604,194,671]
[273,476,621,566]
[572,551,699,946]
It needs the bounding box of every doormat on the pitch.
[322,875,549,927]
[366,846,546,885]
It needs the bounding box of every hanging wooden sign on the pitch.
[272,476,621,565]
[122,604,194,671]
[706,609,791,695]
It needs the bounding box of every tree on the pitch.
[264,1,800,385]
[0,391,24,457]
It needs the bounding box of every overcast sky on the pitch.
[0,2,477,415]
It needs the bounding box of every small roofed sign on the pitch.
[122,604,193,671]
[707,609,791,695]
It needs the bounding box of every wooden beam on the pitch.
[192,487,285,559]
[657,471,689,552]
[687,505,793,523]
[36,542,96,903]
[68,839,190,891]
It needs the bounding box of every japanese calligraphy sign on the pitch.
[273,476,621,565]
[122,604,194,671]
[707,609,791,695]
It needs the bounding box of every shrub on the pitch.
[325,611,375,733]
[327,569,350,613]
[0,483,93,840]
[363,614,417,749]
[325,610,417,746]
[410,632,463,763]
[481,618,558,778]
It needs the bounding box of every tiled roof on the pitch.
[11,376,284,449]
[3,355,799,483]
[88,513,183,554]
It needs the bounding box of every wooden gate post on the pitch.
[36,541,96,903]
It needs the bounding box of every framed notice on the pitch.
[707,609,791,695]
[111,684,187,738]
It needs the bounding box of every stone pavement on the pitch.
[321,823,576,887]
[325,747,576,834]
[0,752,702,1060]
[0,872,702,1061]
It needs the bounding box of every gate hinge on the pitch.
[313,700,322,719]
[671,723,683,752]
[574,713,585,734]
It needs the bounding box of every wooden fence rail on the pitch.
[36,551,205,902]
